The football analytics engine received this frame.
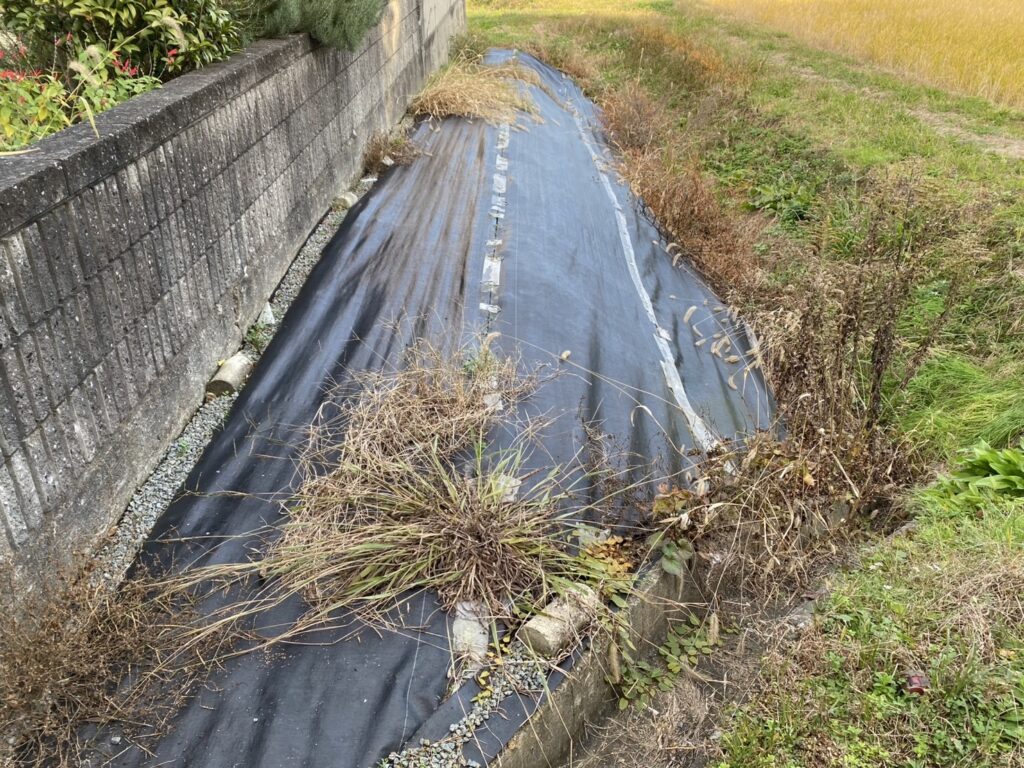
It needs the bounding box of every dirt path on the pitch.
[908,107,1024,160]
[757,49,1024,161]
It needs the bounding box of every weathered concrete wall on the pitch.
[0,0,465,576]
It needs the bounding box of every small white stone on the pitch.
[495,474,521,503]
[336,191,359,209]
[206,353,253,396]
[519,585,601,657]
[451,601,489,672]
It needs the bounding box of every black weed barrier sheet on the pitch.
[105,51,774,768]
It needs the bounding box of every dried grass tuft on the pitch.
[162,343,613,634]
[616,140,763,295]
[602,84,667,153]
[521,33,601,90]
[411,56,542,124]
[362,130,419,176]
[266,345,582,621]
[0,569,214,767]
[666,432,853,604]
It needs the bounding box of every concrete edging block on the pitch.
[496,564,698,768]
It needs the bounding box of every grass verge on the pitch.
[721,448,1024,767]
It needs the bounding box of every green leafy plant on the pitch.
[0,71,70,146]
[928,441,1024,505]
[612,612,725,710]
[659,613,724,671]
[617,657,673,709]
[0,0,240,76]
[0,0,238,150]
[259,0,389,51]
[244,321,273,355]
[747,174,815,223]
[655,534,693,577]
[1,41,160,150]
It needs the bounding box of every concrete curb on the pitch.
[496,564,699,767]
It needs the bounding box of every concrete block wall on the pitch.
[0,0,465,578]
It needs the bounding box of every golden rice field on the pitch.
[703,0,1024,108]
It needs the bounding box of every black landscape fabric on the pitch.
[109,51,774,767]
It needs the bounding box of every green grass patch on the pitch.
[898,353,1024,463]
[718,449,1024,767]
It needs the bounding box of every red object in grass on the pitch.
[904,671,930,695]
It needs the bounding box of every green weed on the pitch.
[614,613,725,711]
[244,322,272,355]
[898,353,1024,461]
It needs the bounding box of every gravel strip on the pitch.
[98,181,373,584]
[383,640,548,768]
[96,393,238,581]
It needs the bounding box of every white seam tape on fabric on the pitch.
[481,123,511,322]
[569,107,719,453]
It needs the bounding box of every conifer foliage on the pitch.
[261,0,389,50]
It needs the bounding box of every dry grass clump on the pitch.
[602,72,943,477]
[362,130,419,175]
[617,22,737,94]
[266,346,580,621]
[662,433,852,603]
[618,140,762,295]
[0,570,211,767]
[755,181,957,485]
[520,17,735,100]
[574,671,718,767]
[520,29,601,90]
[0,344,619,764]
[411,56,542,124]
[602,83,667,152]
[598,82,765,296]
[168,343,610,632]
[665,189,945,602]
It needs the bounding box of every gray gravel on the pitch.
[98,181,370,584]
[96,393,237,581]
[383,640,548,768]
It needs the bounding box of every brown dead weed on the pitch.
[362,129,420,176]
[0,342,629,765]
[155,342,624,641]
[411,56,543,124]
[0,568,219,768]
[602,83,929,609]
[521,16,964,764]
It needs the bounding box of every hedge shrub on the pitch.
[261,0,389,51]
[1,42,161,150]
[0,0,241,77]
